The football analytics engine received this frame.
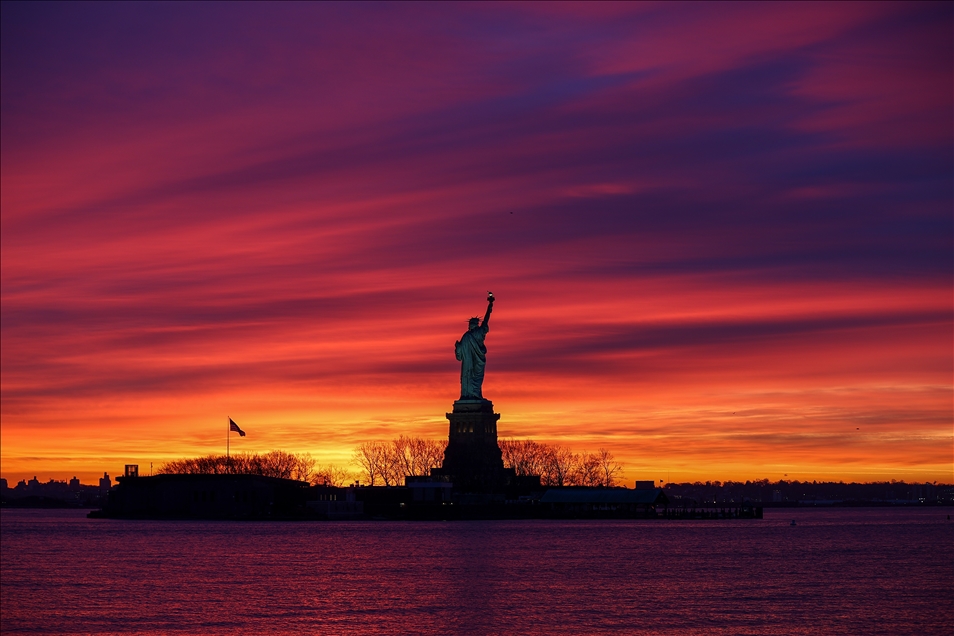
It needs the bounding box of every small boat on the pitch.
[790,520,797,526]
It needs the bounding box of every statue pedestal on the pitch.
[436,399,508,492]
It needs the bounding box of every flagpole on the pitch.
[227,416,230,460]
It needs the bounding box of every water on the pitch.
[2,508,952,635]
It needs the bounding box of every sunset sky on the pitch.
[2,2,951,486]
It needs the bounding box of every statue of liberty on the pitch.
[455,292,494,400]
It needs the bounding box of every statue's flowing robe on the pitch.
[456,324,488,399]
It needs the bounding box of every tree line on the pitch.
[499,439,623,487]
[351,436,447,486]
[158,437,625,488]
[350,437,624,487]
[158,451,350,487]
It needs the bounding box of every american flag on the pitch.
[229,418,246,437]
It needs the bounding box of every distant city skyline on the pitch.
[1,3,951,485]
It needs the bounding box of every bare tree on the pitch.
[161,454,232,475]
[352,441,388,486]
[158,457,193,474]
[355,437,447,486]
[500,438,522,474]
[312,464,352,487]
[501,438,551,477]
[392,436,416,479]
[257,450,298,479]
[542,445,577,486]
[400,437,446,480]
[379,442,401,486]
[350,440,405,486]
[574,451,602,487]
[291,452,317,483]
[594,448,623,487]
[526,440,552,477]
[422,438,447,474]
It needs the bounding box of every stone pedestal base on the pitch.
[436,399,508,492]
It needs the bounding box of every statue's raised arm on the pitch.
[481,292,494,332]
[455,292,495,400]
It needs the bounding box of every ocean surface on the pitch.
[2,507,952,635]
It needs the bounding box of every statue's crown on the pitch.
[469,316,480,324]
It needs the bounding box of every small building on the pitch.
[350,485,412,517]
[306,485,363,519]
[405,476,454,503]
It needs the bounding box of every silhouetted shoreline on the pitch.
[6,474,950,516]
[64,473,951,521]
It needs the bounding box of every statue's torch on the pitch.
[487,291,494,303]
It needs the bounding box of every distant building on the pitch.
[539,487,669,518]
[1,476,110,507]
[406,476,453,503]
[99,473,112,491]
[306,485,363,519]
